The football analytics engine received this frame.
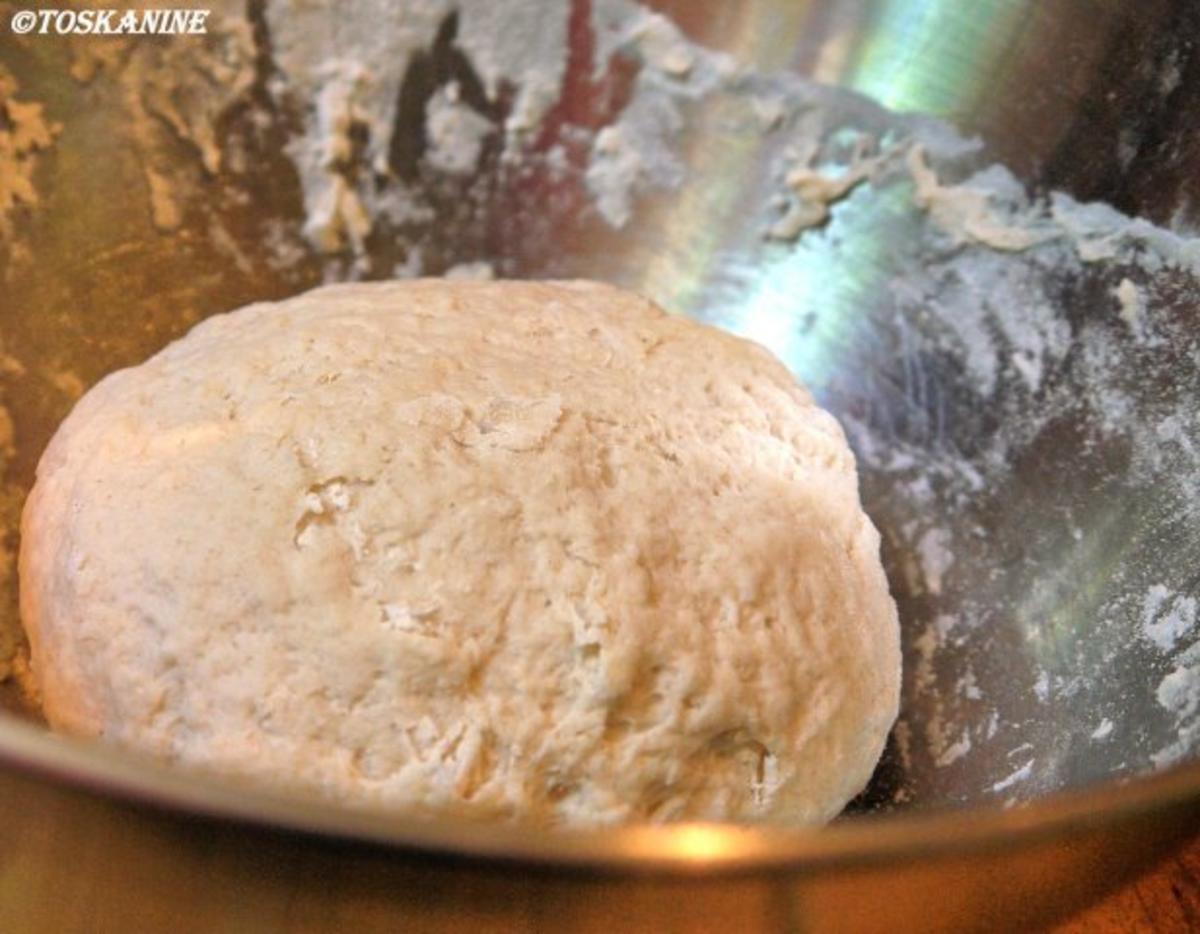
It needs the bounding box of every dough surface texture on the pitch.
[20,279,899,825]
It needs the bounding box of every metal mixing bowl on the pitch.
[2,1,1199,930]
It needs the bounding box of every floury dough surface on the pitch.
[19,280,899,826]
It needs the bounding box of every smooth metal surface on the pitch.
[2,0,1200,927]
[1,755,1193,933]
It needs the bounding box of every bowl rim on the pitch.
[1,712,1197,873]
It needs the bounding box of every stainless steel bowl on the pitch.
[2,1,1199,930]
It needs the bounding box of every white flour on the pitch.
[425,84,494,176]
[1153,640,1200,768]
[1141,585,1198,653]
[992,759,1034,794]
[443,259,495,280]
[263,0,571,254]
[454,2,570,138]
[583,1,733,227]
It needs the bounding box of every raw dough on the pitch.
[20,279,899,826]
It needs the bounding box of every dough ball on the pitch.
[20,279,899,826]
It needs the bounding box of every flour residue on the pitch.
[768,136,897,240]
[915,528,953,597]
[583,2,734,228]
[0,66,61,250]
[453,1,571,138]
[425,83,494,176]
[992,759,1034,795]
[264,0,571,255]
[1114,277,1144,329]
[1153,641,1200,769]
[906,145,1050,252]
[64,0,255,233]
[0,392,21,681]
[0,63,51,662]
[1091,719,1114,741]
[1141,585,1198,653]
[444,260,495,280]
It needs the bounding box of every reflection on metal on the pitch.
[659,824,743,862]
[727,184,914,390]
[845,0,1024,115]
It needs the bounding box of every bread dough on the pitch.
[20,279,900,826]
